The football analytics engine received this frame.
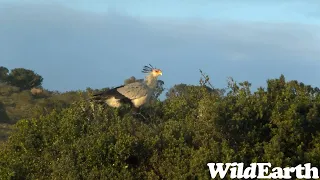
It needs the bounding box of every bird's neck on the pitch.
[145,74,158,89]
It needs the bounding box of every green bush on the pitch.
[0,75,320,179]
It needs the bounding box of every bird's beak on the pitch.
[159,71,162,76]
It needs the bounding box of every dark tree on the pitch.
[153,80,165,99]
[0,66,9,83]
[7,68,43,90]
[124,76,138,85]
[166,83,188,98]
[0,102,10,123]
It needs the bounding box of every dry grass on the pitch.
[30,87,43,95]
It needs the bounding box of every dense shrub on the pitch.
[1,75,320,179]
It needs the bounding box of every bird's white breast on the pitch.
[106,97,121,108]
[132,95,148,108]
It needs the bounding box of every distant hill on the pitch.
[0,66,90,142]
[0,82,86,142]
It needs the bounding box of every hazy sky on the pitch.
[1,0,320,96]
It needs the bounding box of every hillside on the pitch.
[1,67,320,179]
[0,67,92,143]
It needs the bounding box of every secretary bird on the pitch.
[92,64,162,112]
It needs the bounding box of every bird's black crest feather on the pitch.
[142,64,156,73]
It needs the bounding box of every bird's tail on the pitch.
[89,86,132,108]
[89,87,121,103]
[89,91,109,104]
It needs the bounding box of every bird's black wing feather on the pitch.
[91,85,133,105]
[93,85,126,99]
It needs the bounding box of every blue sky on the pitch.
[4,0,320,23]
[70,1,320,23]
[1,0,320,97]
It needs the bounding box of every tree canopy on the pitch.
[6,68,43,90]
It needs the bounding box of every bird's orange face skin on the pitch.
[152,69,163,77]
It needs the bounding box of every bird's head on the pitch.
[152,68,162,77]
[142,64,162,77]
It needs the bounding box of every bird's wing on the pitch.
[116,81,149,100]
[92,85,125,99]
